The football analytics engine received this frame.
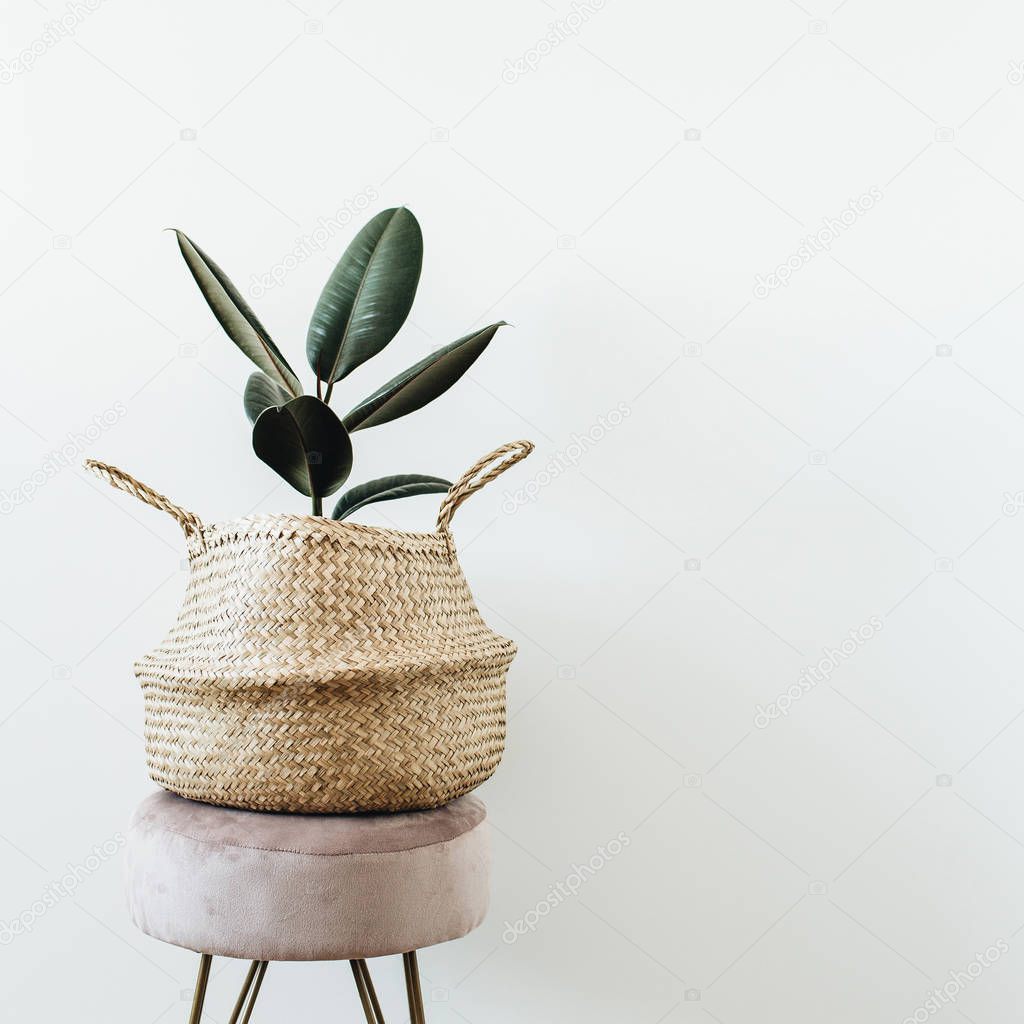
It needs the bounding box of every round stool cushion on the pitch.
[125,790,489,961]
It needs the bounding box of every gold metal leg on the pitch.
[350,959,386,1024]
[187,954,212,1024]
[361,961,386,1024]
[238,961,268,1024]
[402,951,426,1024]
[227,961,263,1024]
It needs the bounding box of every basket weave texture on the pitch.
[86,440,533,813]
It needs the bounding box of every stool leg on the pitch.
[237,961,268,1024]
[402,951,426,1024]
[350,959,386,1024]
[186,954,212,1024]
[227,961,265,1024]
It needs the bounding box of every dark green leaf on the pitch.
[243,372,291,425]
[174,230,302,397]
[343,322,506,432]
[306,207,423,385]
[252,396,353,498]
[331,474,451,521]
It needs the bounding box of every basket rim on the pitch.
[188,512,452,549]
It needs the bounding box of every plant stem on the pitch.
[323,379,334,405]
[312,495,323,516]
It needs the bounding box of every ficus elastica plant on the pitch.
[173,207,506,518]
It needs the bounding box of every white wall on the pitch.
[3,1,1024,1020]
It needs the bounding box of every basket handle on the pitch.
[436,440,535,531]
[83,459,205,536]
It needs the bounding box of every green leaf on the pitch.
[252,396,353,498]
[331,474,451,521]
[174,230,302,397]
[306,207,423,386]
[243,372,291,425]
[344,322,506,432]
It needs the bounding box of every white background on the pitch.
[3,1,1024,1021]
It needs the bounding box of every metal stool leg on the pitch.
[237,961,268,1024]
[187,954,212,1024]
[402,951,426,1024]
[350,959,386,1023]
[227,961,267,1024]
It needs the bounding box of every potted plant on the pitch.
[86,206,534,813]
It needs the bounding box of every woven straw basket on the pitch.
[85,440,533,813]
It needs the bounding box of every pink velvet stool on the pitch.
[125,790,490,1023]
